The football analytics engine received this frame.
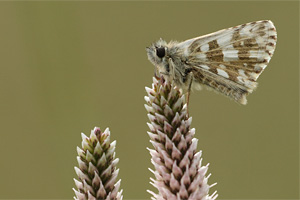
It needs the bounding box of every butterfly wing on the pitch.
[178,20,277,104]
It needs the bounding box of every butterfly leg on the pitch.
[168,58,176,82]
[154,67,159,77]
[186,72,193,115]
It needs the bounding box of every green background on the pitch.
[0,1,298,199]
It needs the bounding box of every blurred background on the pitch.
[0,1,298,199]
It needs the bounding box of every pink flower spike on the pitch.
[73,127,122,200]
[145,76,217,200]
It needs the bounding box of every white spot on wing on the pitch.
[254,50,269,61]
[249,50,258,58]
[255,37,264,44]
[225,44,234,49]
[200,64,210,70]
[223,50,239,61]
[250,72,259,80]
[254,63,264,70]
[217,34,232,47]
[219,64,226,69]
[238,69,246,77]
[200,43,209,52]
[240,24,252,36]
[266,45,274,52]
[217,68,229,78]
[196,53,207,60]
[237,76,244,83]
[237,75,256,89]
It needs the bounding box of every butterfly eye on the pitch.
[156,47,165,58]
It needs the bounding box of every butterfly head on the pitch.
[146,38,168,67]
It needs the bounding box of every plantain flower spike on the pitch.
[73,127,123,200]
[145,77,218,200]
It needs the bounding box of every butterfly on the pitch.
[146,20,277,105]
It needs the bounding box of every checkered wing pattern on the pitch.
[180,20,277,104]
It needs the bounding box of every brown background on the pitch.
[0,1,298,199]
